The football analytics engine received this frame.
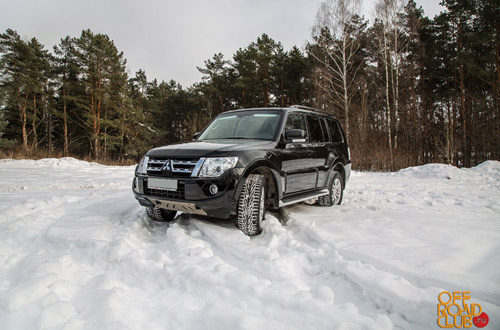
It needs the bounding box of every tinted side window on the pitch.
[327,119,344,143]
[285,113,307,132]
[319,118,330,142]
[307,115,325,142]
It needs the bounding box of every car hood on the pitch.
[146,140,276,158]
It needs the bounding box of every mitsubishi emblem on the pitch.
[161,160,171,172]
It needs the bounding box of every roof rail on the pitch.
[289,105,329,115]
[290,105,317,111]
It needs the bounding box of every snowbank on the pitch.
[0,157,107,168]
[397,160,500,182]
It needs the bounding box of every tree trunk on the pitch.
[91,90,97,158]
[281,74,285,107]
[496,23,500,160]
[361,82,368,144]
[458,20,468,167]
[21,92,28,151]
[383,26,393,167]
[393,28,400,150]
[47,108,53,153]
[119,99,126,162]
[63,86,68,156]
[44,105,49,153]
[410,67,418,163]
[264,86,269,107]
[97,79,102,159]
[342,30,350,139]
[32,94,38,151]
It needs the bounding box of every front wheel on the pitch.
[236,174,266,236]
[317,171,343,206]
[146,207,177,222]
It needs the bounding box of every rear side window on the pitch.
[307,115,326,142]
[285,113,307,133]
[327,119,344,143]
[319,118,329,142]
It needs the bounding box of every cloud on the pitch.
[1,0,444,87]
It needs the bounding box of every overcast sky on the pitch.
[1,0,445,87]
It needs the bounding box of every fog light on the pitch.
[209,184,218,195]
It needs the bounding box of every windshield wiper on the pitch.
[200,137,270,141]
[199,137,246,140]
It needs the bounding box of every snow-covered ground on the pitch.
[0,158,499,330]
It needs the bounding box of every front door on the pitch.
[281,112,317,193]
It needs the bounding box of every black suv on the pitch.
[133,105,351,236]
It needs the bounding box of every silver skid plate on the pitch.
[147,198,207,215]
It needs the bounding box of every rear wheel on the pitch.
[236,174,266,236]
[317,171,343,206]
[146,207,177,222]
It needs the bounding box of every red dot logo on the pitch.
[473,312,489,328]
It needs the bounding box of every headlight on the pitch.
[199,157,238,177]
[137,156,149,174]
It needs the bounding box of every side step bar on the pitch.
[279,189,329,207]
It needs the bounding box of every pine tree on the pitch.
[0,110,14,150]
[197,53,237,117]
[0,29,52,153]
[69,29,129,159]
[0,29,32,151]
[233,34,283,107]
[26,37,53,152]
[54,36,80,156]
[282,46,309,106]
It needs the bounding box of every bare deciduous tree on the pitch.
[312,0,362,139]
[375,0,409,166]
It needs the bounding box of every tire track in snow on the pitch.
[281,206,441,330]
[188,214,394,330]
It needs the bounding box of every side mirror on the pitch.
[193,132,200,140]
[285,129,306,142]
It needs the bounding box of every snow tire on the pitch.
[236,174,266,236]
[317,171,343,206]
[146,207,177,222]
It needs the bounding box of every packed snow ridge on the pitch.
[0,158,499,329]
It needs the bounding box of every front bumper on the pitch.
[132,168,245,219]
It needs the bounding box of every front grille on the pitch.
[147,157,203,177]
[144,181,186,199]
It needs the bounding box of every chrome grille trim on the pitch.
[191,158,206,177]
[147,158,201,176]
[172,160,198,174]
[147,158,168,172]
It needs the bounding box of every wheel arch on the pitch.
[240,160,281,209]
[328,159,347,188]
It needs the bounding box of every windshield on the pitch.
[198,111,282,141]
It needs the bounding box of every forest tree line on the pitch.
[0,0,499,170]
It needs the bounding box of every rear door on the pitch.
[325,117,348,174]
[306,114,331,188]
